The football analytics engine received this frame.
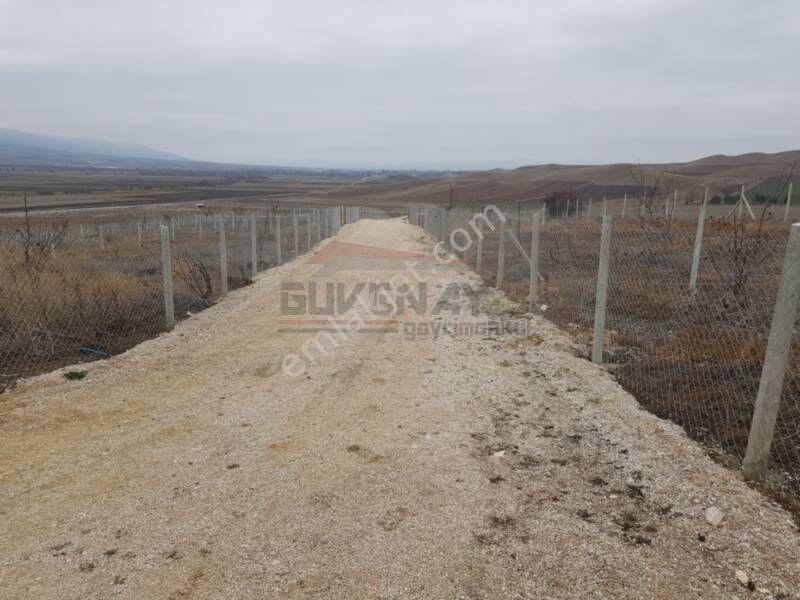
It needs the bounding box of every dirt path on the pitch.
[1,218,798,599]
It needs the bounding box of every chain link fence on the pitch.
[419,201,800,515]
[0,204,389,392]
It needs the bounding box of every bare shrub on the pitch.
[174,252,214,307]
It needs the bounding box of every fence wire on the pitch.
[422,203,800,513]
[0,204,382,392]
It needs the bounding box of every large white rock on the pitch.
[705,506,725,527]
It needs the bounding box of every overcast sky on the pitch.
[1,0,798,169]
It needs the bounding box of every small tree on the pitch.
[756,163,796,230]
[627,163,676,222]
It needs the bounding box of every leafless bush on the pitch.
[627,163,676,222]
[174,252,214,307]
[14,194,67,276]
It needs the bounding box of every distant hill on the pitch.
[0,129,191,168]
[319,150,800,205]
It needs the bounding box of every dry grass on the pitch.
[0,209,300,391]
[465,211,800,515]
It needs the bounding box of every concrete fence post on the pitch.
[784,182,794,222]
[602,197,608,217]
[673,189,679,218]
[742,223,800,480]
[160,225,176,329]
[528,211,541,306]
[99,223,105,249]
[219,218,228,297]
[306,211,311,249]
[496,220,507,288]
[738,185,744,220]
[587,197,593,219]
[137,221,143,247]
[689,188,708,292]
[292,210,299,254]
[476,220,484,273]
[275,213,283,265]
[315,209,321,242]
[621,193,627,218]
[250,213,258,279]
[591,214,613,364]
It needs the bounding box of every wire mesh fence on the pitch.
[0,204,389,392]
[8,197,797,510]
[420,201,800,514]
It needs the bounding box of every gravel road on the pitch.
[1,218,798,599]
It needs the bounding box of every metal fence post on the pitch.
[219,217,228,297]
[742,223,800,480]
[160,225,175,329]
[529,211,541,306]
[496,220,507,288]
[250,213,258,280]
[275,212,283,265]
[784,182,794,222]
[689,188,708,292]
[591,214,613,363]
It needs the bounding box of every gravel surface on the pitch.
[1,218,798,599]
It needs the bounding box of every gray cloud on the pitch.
[1,0,798,169]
